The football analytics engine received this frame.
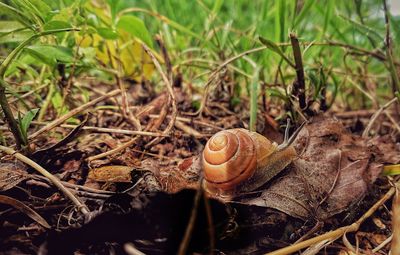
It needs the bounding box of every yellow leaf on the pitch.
[383,164,400,176]
[75,0,157,81]
[88,165,133,183]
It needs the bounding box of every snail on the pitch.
[202,120,305,198]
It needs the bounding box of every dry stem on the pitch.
[29,89,120,140]
[141,43,178,147]
[0,145,89,215]
[362,97,398,137]
[266,184,396,255]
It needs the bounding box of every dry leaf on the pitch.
[0,162,29,191]
[244,117,383,220]
[139,157,201,193]
[0,195,50,229]
[88,165,133,182]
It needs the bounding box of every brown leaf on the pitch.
[370,135,400,164]
[0,195,50,229]
[88,165,133,182]
[33,115,88,160]
[245,117,384,220]
[139,157,200,193]
[0,162,29,191]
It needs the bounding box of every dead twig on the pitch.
[391,183,400,254]
[174,120,203,138]
[29,89,121,140]
[110,40,142,131]
[88,138,137,162]
[290,32,307,111]
[266,183,396,255]
[203,191,215,254]
[31,174,114,195]
[177,184,203,255]
[124,243,146,255]
[362,97,398,137]
[148,114,223,131]
[29,121,165,137]
[141,43,178,148]
[9,83,48,104]
[0,194,51,228]
[384,111,400,134]
[0,145,89,215]
[334,109,375,119]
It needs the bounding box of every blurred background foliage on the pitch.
[0,0,399,122]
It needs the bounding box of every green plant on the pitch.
[0,0,156,150]
[17,108,39,146]
[0,27,78,149]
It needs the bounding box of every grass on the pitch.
[0,1,399,253]
[127,0,399,111]
[0,0,399,144]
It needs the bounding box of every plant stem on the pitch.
[382,0,400,94]
[0,28,79,77]
[290,32,306,110]
[0,27,79,149]
[0,145,89,215]
[266,184,396,255]
[0,80,24,149]
[249,68,260,132]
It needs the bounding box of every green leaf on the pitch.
[24,47,55,66]
[320,0,334,40]
[0,2,34,29]
[11,0,51,23]
[4,55,39,77]
[191,100,201,111]
[117,15,153,47]
[275,0,286,42]
[0,30,33,44]
[292,0,315,29]
[18,108,39,143]
[24,45,74,66]
[230,97,241,107]
[0,21,25,33]
[97,27,118,40]
[86,13,99,27]
[268,88,288,101]
[338,14,383,41]
[43,20,72,31]
[211,0,223,15]
[390,15,400,44]
[259,36,295,67]
[106,0,120,22]
[259,36,283,55]
[27,0,51,16]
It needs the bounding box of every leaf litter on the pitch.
[1,74,400,255]
[1,81,399,255]
[244,117,384,220]
[37,117,398,254]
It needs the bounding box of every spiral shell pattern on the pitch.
[203,129,275,190]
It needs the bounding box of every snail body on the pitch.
[202,127,299,197]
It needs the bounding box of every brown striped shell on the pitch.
[202,128,285,194]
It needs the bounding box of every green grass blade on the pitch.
[249,67,260,132]
[293,0,315,29]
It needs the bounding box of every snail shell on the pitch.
[202,128,297,196]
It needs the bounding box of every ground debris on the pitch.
[244,117,386,220]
